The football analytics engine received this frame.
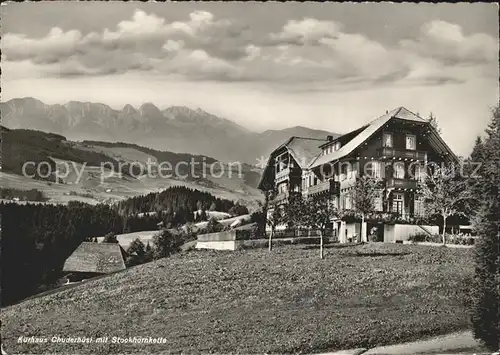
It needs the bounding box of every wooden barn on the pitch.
[63,242,127,282]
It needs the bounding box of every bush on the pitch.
[102,232,118,243]
[125,238,146,267]
[152,227,197,260]
[228,203,249,217]
[206,217,223,234]
[152,230,183,259]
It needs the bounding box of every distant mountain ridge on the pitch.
[1,97,339,164]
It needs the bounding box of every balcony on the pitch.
[305,180,340,196]
[378,147,427,161]
[386,178,418,189]
[275,167,302,184]
[275,167,290,182]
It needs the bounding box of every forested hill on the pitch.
[1,186,244,306]
[115,186,235,216]
[81,140,219,166]
[1,126,122,180]
[1,127,264,204]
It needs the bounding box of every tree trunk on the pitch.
[361,214,365,243]
[319,230,324,259]
[269,228,273,251]
[442,215,447,246]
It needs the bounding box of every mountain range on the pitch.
[1,97,338,164]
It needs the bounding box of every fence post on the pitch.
[319,230,324,259]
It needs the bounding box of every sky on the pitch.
[1,2,498,156]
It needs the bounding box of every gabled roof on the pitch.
[257,136,327,190]
[309,106,457,168]
[63,242,126,274]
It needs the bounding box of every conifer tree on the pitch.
[471,105,500,351]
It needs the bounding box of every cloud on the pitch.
[3,27,83,64]
[269,18,341,45]
[400,20,497,65]
[2,12,496,87]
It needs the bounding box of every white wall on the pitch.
[384,224,439,242]
[196,240,242,251]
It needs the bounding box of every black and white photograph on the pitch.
[0,2,499,354]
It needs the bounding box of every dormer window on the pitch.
[383,133,393,148]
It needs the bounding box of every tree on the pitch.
[199,209,208,222]
[471,104,500,351]
[125,238,146,267]
[266,204,285,252]
[127,238,145,257]
[348,175,381,242]
[144,242,154,262]
[250,207,266,238]
[470,136,485,162]
[206,216,223,233]
[229,203,249,217]
[102,232,118,243]
[152,229,183,259]
[427,112,441,135]
[286,193,336,259]
[418,165,475,245]
[209,202,217,211]
[304,197,337,259]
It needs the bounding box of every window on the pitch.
[414,164,424,181]
[406,134,416,150]
[383,133,393,148]
[374,191,383,211]
[365,161,381,178]
[414,195,424,216]
[335,141,341,151]
[393,162,405,179]
[345,195,352,210]
[392,192,404,215]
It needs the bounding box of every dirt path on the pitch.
[321,331,489,355]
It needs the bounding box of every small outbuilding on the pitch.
[63,242,127,282]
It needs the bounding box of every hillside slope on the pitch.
[2,244,473,354]
[1,127,263,205]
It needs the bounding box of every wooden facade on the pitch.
[258,107,458,225]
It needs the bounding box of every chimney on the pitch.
[327,135,333,141]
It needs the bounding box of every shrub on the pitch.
[152,226,197,260]
[102,232,118,243]
[408,233,430,243]
[152,229,183,259]
[206,217,223,234]
[125,238,146,267]
[228,203,249,217]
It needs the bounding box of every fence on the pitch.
[270,228,338,241]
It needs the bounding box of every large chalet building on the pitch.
[258,107,459,243]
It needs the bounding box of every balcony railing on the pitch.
[275,167,290,182]
[386,178,418,189]
[378,147,427,161]
[275,167,302,184]
[305,180,340,196]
